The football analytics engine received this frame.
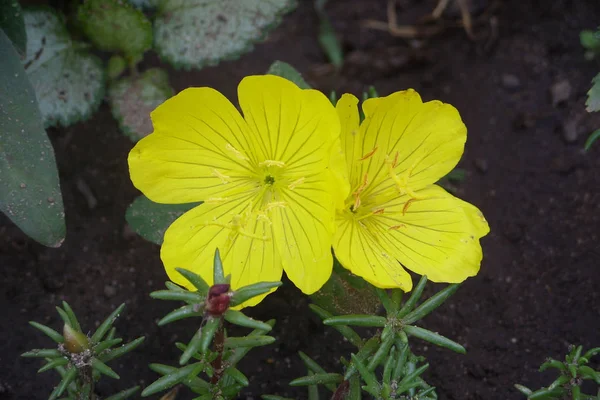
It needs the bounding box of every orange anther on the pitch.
[359,146,378,161]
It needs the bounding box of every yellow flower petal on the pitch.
[336,94,361,182]
[357,90,467,198]
[270,174,336,294]
[374,184,489,283]
[161,191,282,308]
[238,75,339,174]
[128,87,255,204]
[333,216,413,291]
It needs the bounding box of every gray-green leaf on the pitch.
[0,29,65,247]
[267,61,310,89]
[125,195,200,245]
[586,72,600,113]
[23,8,104,127]
[0,0,26,54]
[109,68,174,141]
[154,0,297,70]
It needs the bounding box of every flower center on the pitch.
[264,175,275,185]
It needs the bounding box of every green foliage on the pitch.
[267,60,311,89]
[314,0,343,68]
[0,0,26,54]
[585,129,600,151]
[109,67,174,141]
[0,28,65,247]
[287,276,465,399]
[145,249,280,399]
[78,0,152,61]
[125,195,201,244]
[586,73,600,113]
[581,27,600,60]
[515,345,600,399]
[153,0,297,70]
[24,302,144,399]
[23,7,104,128]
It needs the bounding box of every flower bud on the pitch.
[63,324,90,353]
[206,283,231,316]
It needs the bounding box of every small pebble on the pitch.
[501,73,521,89]
[551,79,572,106]
[104,285,117,298]
[562,116,580,143]
[474,158,489,173]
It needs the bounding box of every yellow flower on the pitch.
[128,75,343,306]
[333,91,489,291]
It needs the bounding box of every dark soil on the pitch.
[2,0,600,399]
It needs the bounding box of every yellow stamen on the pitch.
[287,177,305,190]
[352,173,369,210]
[389,224,406,230]
[359,146,378,161]
[259,160,286,168]
[225,143,249,160]
[212,169,230,184]
[264,201,287,212]
[402,198,417,215]
[205,197,229,204]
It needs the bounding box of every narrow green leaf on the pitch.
[92,358,120,379]
[393,342,409,380]
[55,307,71,326]
[100,336,145,363]
[329,90,337,105]
[571,384,581,400]
[390,289,403,314]
[227,320,276,366]
[309,304,363,348]
[514,384,533,396]
[308,380,320,400]
[104,386,140,400]
[0,0,27,54]
[224,335,275,349]
[0,28,65,247]
[199,317,220,354]
[584,129,600,151]
[48,367,77,400]
[298,352,335,391]
[267,61,310,89]
[580,366,600,384]
[528,387,566,399]
[142,362,203,397]
[397,276,428,317]
[22,348,62,358]
[230,281,282,307]
[94,338,122,354]
[397,363,429,392]
[539,358,567,372]
[148,363,210,392]
[323,315,387,328]
[315,0,343,68]
[344,337,380,380]
[126,195,200,245]
[290,373,343,386]
[165,281,186,292]
[213,248,225,284]
[159,304,203,326]
[587,73,600,112]
[348,375,362,400]
[29,321,64,343]
[547,375,570,390]
[582,347,600,361]
[176,268,210,294]
[403,325,466,354]
[367,333,394,371]
[418,386,436,397]
[106,327,117,341]
[180,328,204,365]
[61,302,81,332]
[350,354,379,390]
[382,347,395,385]
[154,1,297,70]
[150,290,203,304]
[401,284,460,325]
[38,357,68,373]
[375,289,394,315]
[225,367,249,386]
[91,304,126,343]
[224,310,272,331]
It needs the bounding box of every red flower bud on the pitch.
[206,284,231,316]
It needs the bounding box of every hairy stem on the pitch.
[211,319,225,385]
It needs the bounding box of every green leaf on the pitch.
[151,290,204,304]
[142,362,204,397]
[104,386,140,400]
[109,68,174,142]
[586,73,600,113]
[266,61,310,89]
[29,321,64,343]
[584,129,600,151]
[100,336,146,364]
[226,319,275,366]
[310,261,381,316]
[149,363,211,393]
[93,338,122,354]
[298,351,336,391]
[154,0,297,70]
[38,357,68,372]
[92,357,120,379]
[343,337,380,380]
[224,310,272,331]
[91,303,125,343]
[314,0,343,68]
[367,333,394,371]
[403,325,466,354]
[224,367,249,386]
[180,328,204,365]
[176,268,210,294]
[213,248,225,284]
[158,304,203,326]
[0,29,65,247]
[199,317,221,354]
[78,0,152,60]
[397,275,428,317]
[23,8,104,127]
[49,367,77,400]
[61,302,81,332]
[229,281,282,306]
[224,335,275,349]
[290,373,343,386]
[126,194,200,245]
[401,284,460,325]
[308,304,363,348]
[21,348,63,358]
[350,354,379,392]
[323,315,387,327]
[581,30,600,52]
[0,0,26,54]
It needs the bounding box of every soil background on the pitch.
[2,0,600,399]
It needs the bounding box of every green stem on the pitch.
[210,320,225,385]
